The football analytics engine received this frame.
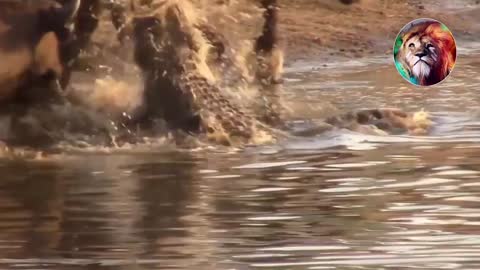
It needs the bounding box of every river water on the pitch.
[0,43,479,270]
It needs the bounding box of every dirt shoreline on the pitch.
[91,0,480,68]
[279,0,480,63]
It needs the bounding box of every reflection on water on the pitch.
[1,48,480,270]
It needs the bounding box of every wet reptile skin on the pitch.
[130,3,265,144]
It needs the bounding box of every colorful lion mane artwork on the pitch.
[394,19,456,86]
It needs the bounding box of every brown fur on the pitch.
[250,0,285,126]
[0,0,80,104]
[255,0,284,85]
[72,0,102,52]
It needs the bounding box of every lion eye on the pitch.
[408,43,415,48]
[426,44,434,49]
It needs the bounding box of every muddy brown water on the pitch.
[0,43,480,270]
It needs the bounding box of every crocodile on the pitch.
[120,0,432,145]
[129,1,267,145]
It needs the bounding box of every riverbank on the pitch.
[279,0,480,62]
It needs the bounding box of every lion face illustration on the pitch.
[395,20,456,86]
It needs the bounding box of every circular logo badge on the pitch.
[393,18,457,86]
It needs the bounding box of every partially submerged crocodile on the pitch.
[122,0,431,145]
[129,1,267,145]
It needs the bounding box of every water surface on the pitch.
[0,46,480,270]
